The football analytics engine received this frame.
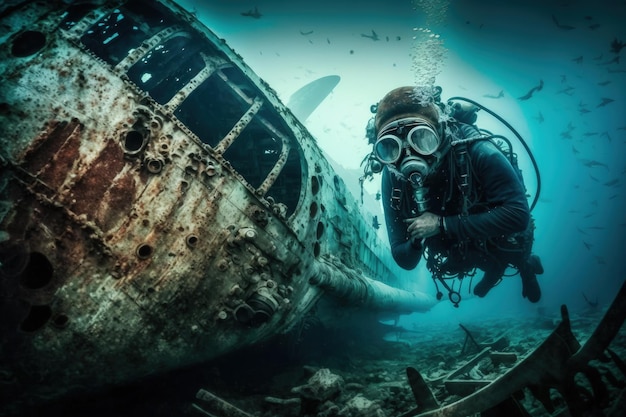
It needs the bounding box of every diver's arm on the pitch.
[381,167,424,270]
[443,140,530,240]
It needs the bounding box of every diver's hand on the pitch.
[404,212,441,240]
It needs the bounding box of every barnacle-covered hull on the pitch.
[0,0,435,411]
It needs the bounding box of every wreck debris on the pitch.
[458,323,509,356]
[185,288,625,417]
[401,280,626,417]
[193,390,255,417]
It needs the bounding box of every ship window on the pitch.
[223,107,303,217]
[265,143,302,216]
[60,4,97,30]
[127,35,204,104]
[223,122,281,189]
[175,70,304,217]
[174,73,242,147]
[81,1,172,65]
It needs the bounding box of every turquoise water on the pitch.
[181,0,626,322]
[2,1,622,415]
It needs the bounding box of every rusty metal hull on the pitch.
[0,0,434,410]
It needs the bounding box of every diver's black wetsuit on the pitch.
[381,122,537,296]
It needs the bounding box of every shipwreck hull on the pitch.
[0,0,434,410]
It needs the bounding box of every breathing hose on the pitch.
[448,96,541,211]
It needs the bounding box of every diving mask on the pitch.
[374,117,441,165]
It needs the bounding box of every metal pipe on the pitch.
[309,258,437,313]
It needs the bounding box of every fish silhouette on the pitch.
[483,90,504,99]
[610,38,625,54]
[241,7,262,19]
[552,15,575,30]
[517,80,543,100]
[361,30,379,41]
[597,98,614,107]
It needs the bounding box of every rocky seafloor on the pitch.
[18,303,626,417]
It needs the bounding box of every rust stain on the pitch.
[99,173,137,231]
[22,119,81,174]
[71,138,125,226]
[35,120,83,189]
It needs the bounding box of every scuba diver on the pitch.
[363,85,544,306]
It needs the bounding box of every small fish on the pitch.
[603,179,619,186]
[597,98,614,107]
[583,132,598,137]
[586,226,605,230]
[534,112,544,123]
[610,38,626,54]
[557,86,575,95]
[556,85,574,96]
[552,15,575,30]
[583,241,593,250]
[579,108,590,115]
[483,90,504,99]
[581,159,610,170]
[582,292,599,308]
[571,145,580,155]
[588,23,600,30]
[572,55,583,64]
[299,30,314,36]
[240,7,262,19]
[361,30,379,41]
[600,131,612,142]
[576,226,589,235]
[517,80,543,100]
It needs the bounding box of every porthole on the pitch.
[19,252,53,290]
[123,130,145,154]
[11,30,46,57]
[311,176,320,195]
[316,222,324,239]
[136,244,153,259]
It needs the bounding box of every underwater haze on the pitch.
[177,0,626,322]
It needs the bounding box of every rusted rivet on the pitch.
[52,313,69,329]
[206,163,216,176]
[217,259,229,271]
[146,159,162,174]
